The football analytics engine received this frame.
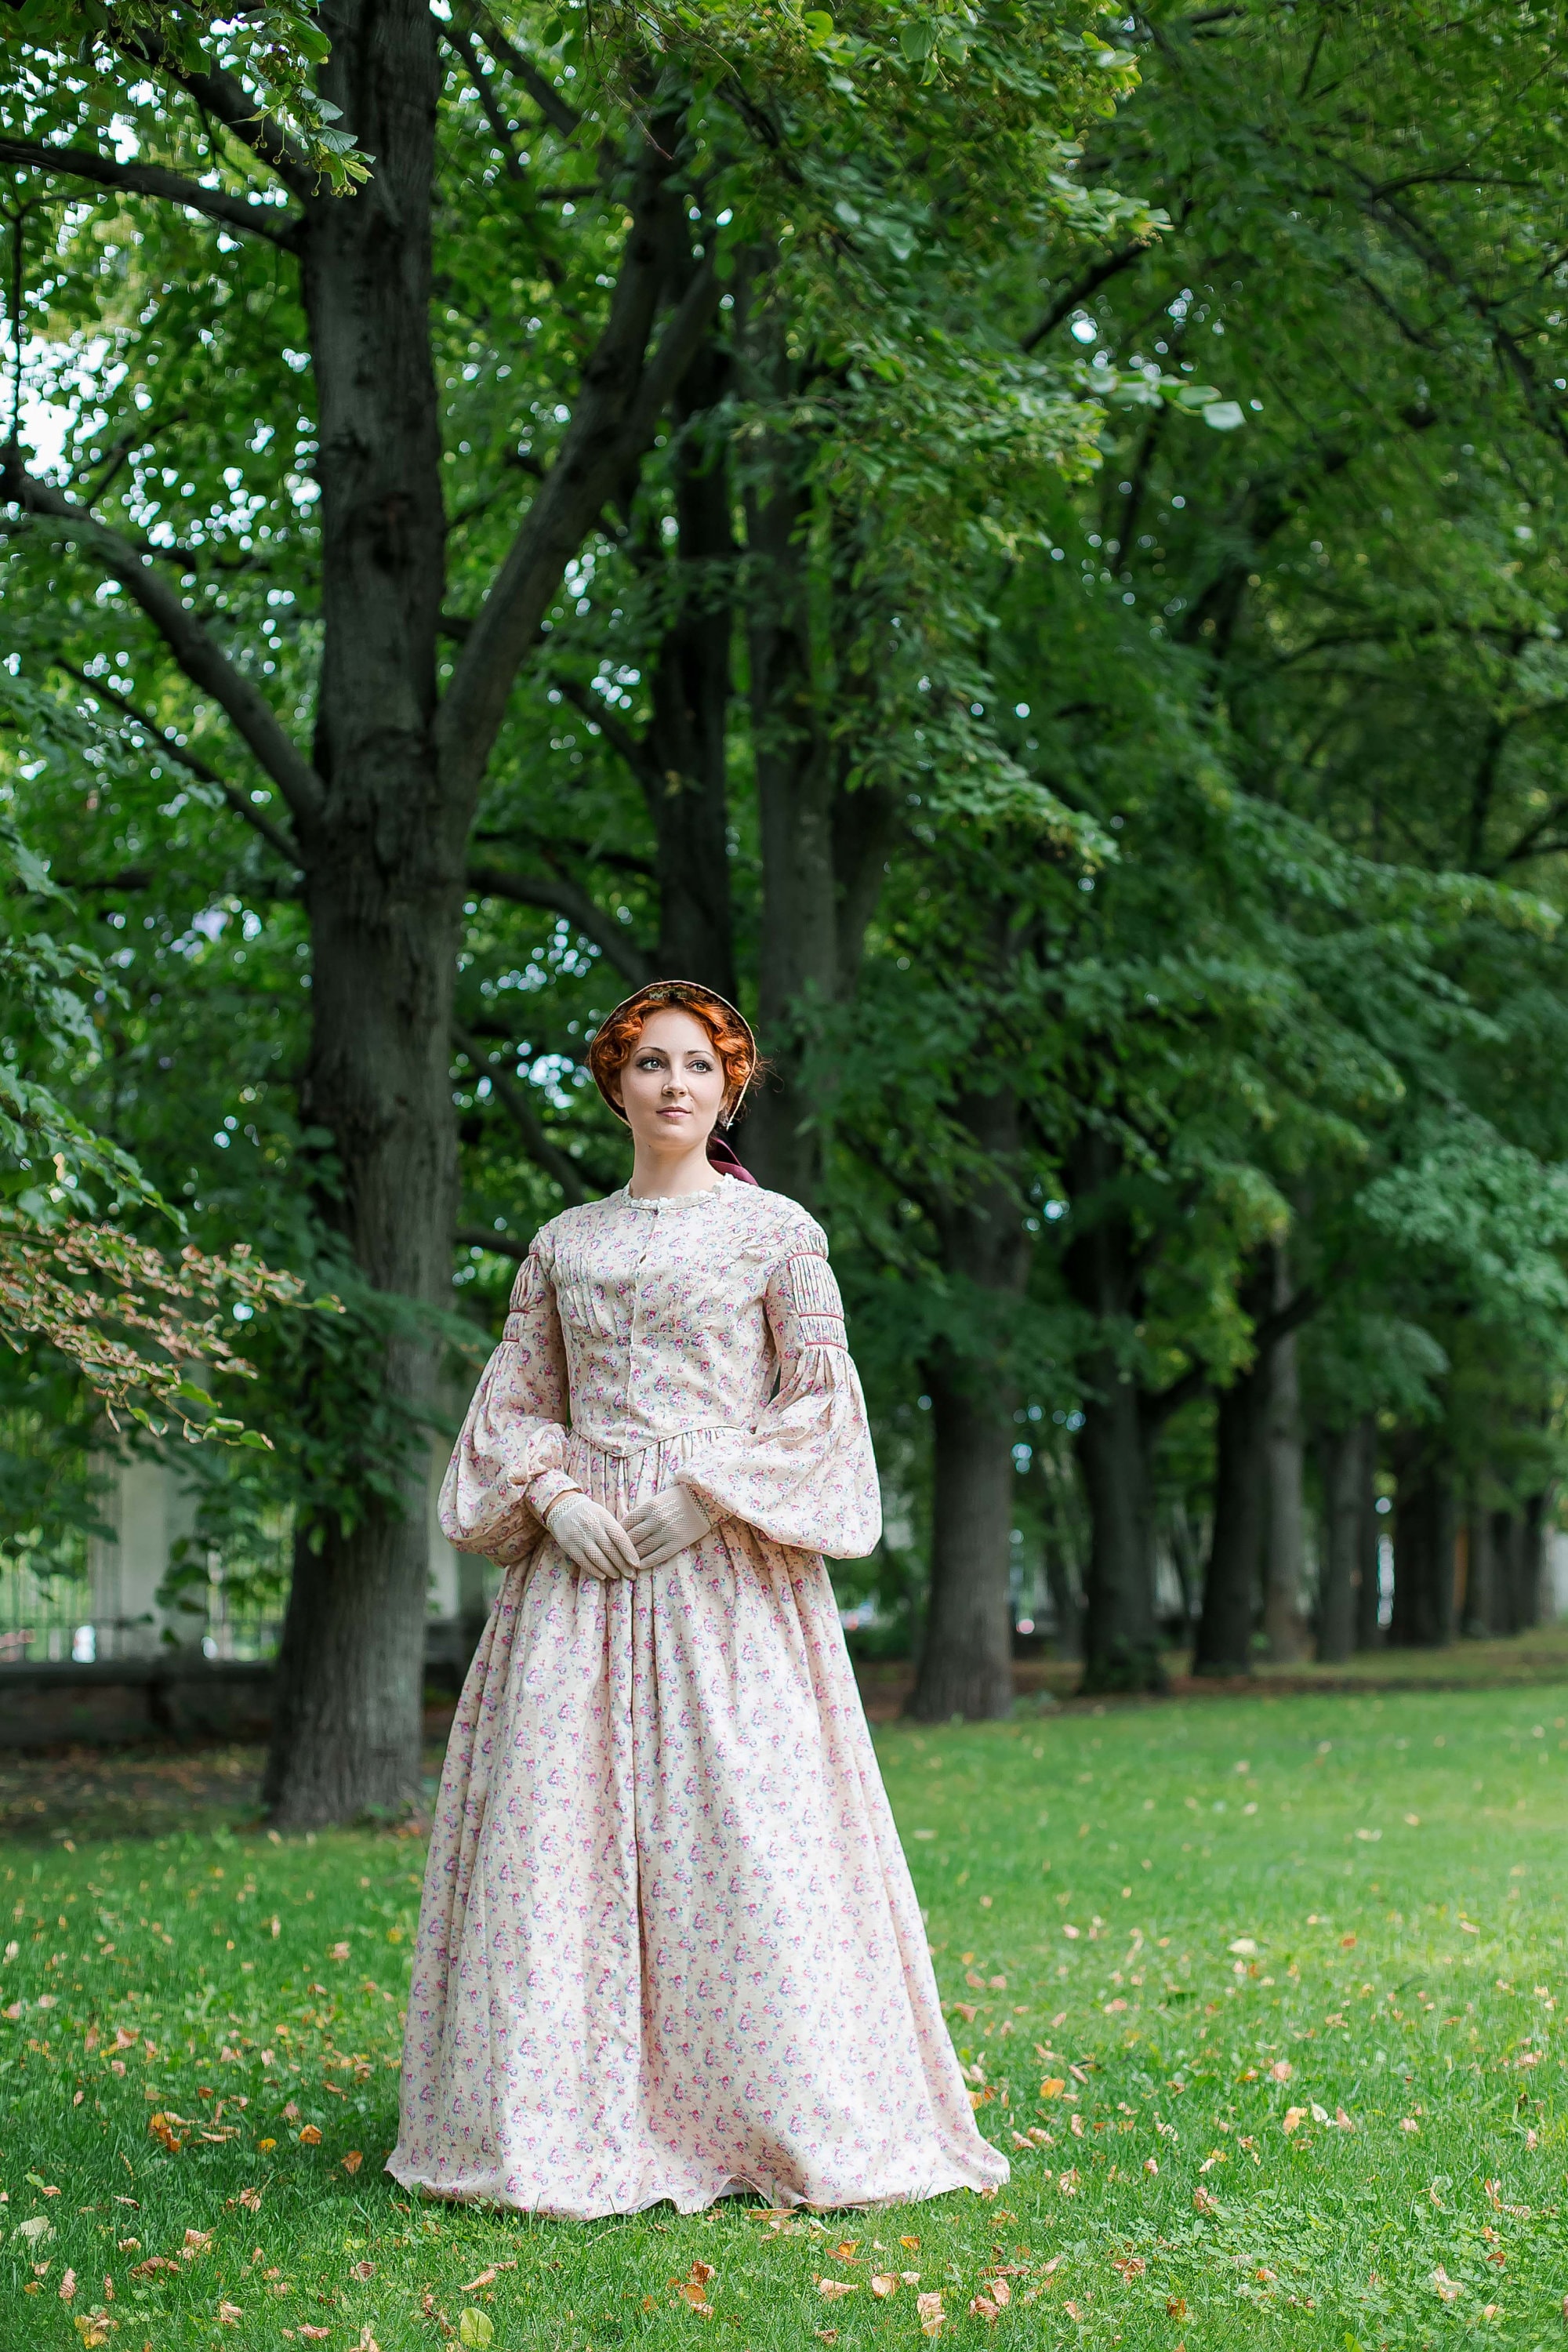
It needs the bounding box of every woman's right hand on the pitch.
[544,1491,642,1583]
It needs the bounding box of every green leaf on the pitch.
[1202,400,1247,431]
[458,2315,495,2350]
[898,21,935,61]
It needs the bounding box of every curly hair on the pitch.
[588,982,760,1123]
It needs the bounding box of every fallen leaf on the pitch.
[1110,2259,1145,2280]
[458,2314,495,2349]
[1335,2106,1355,2130]
[1282,2107,1306,2136]
[131,2258,179,2279]
[1399,2118,1420,2135]
[830,2242,859,2262]
[818,2278,857,2298]
[969,2296,999,2323]
[73,2319,111,2350]
[299,2332,332,2344]
[1167,2298,1188,2319]
[989,2278,1011,2306]
[282,2102,301,2122]
[1340,1933,1356,1949]
[1431,2269,1461,2303]
[147,2113,183,2154]
[341,2152,363,2176]
[298,2125,322,2147]
[1143,2157,1159,2175]
[358,2332,382,2352]
[916,2288,945,2337]
[870,2274,896,2298]
[217,2302,242,2326]
[1040,2078,1065,2100]
[350,2259,375,2281]
[327,1944,350,1961]
[1268,2060,1293,2082]
[182,2230,213,2259]
[58,2268,76,2302]
[238,2187,263,2212]
[1194,2186,1219,2216]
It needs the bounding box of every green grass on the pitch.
[5,1683,1568,2350]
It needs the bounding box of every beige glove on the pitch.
[544,1490,642,1583]
[623,1483,713,1570]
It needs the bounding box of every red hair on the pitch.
[588,982,760,1123]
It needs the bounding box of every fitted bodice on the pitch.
[535,1184,832,1454]
[439,1178,881,1565]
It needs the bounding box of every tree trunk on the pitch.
[642,338,739,999]
[1461,1498,1493,1638]
[1521,1491,1548,1629]
[1073,1365,1163,1690]
[1490,1508,1521,1635]
[1354,1416,1384,1650]
[1389,1444,1456,1648]
[263,0,456,1824]
[1262,1258,1306,1660]
[907,1360,1018,1720]
[741,369,832,1204]
[1060,1138,1165,1692]
[1193,1355,1269,1675]
[1315,1421,1363,1665]
[907,1086,1029,1722]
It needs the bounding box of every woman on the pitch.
[390,979,1007,2218]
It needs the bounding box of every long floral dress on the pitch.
[389,1180,1008,2219]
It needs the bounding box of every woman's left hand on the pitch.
[624,1484,713,1568]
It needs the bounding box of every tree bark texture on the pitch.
[1388,1439,1456,1648]
[907,1087,1029,1722]
[1193,1354,1269,1675]
[1192,1256,1275,1677]
[742,415,833,1205]
[1061,1141,1165,1692]
[1262,1266,1307,1661]
[641,339,739,1000]
[1355,1417,1384,1650]
[1314,1420,1365,1664]
[263,0,456,1824]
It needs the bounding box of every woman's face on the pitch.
[613,1007,728,1150]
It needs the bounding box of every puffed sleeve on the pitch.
[677,1236,882,1558]
[437,1247,579,1562]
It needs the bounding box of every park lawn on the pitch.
[3,1686,1568,2350]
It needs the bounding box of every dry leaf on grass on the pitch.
[916,2288,945,2337]
[969,2296,1000,2323]
[817,2278,857,2299]
[870,2274,896,2298]
[217,2302,242,2326]
[1432,2269,1462,2303]
[238,2187,262,2212]
[298,2125,323,2146]
[57,2268,76,2302]
[1167,2297,1188,2319]
[341,2151,364,2176]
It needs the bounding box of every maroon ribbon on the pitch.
[706,1133,759,1185]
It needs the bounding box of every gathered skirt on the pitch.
[387,1428,1009,2219]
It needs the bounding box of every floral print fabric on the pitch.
[390,1181,1007,2218]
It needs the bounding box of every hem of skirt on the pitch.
[383,2150,1008,2221]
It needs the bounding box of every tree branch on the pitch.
[0,137,303,249]
[467,862,652,985]
[435,139,728,798]
[1022,237,1157,353]
[555,675,666,799]
[51,656,303,869]
[2,460,325,829]
[120,30,321,203]
[441,21,526,181]
[454,1025,589,1205]
[455,1223,532,1262]
[461,0,583,140]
